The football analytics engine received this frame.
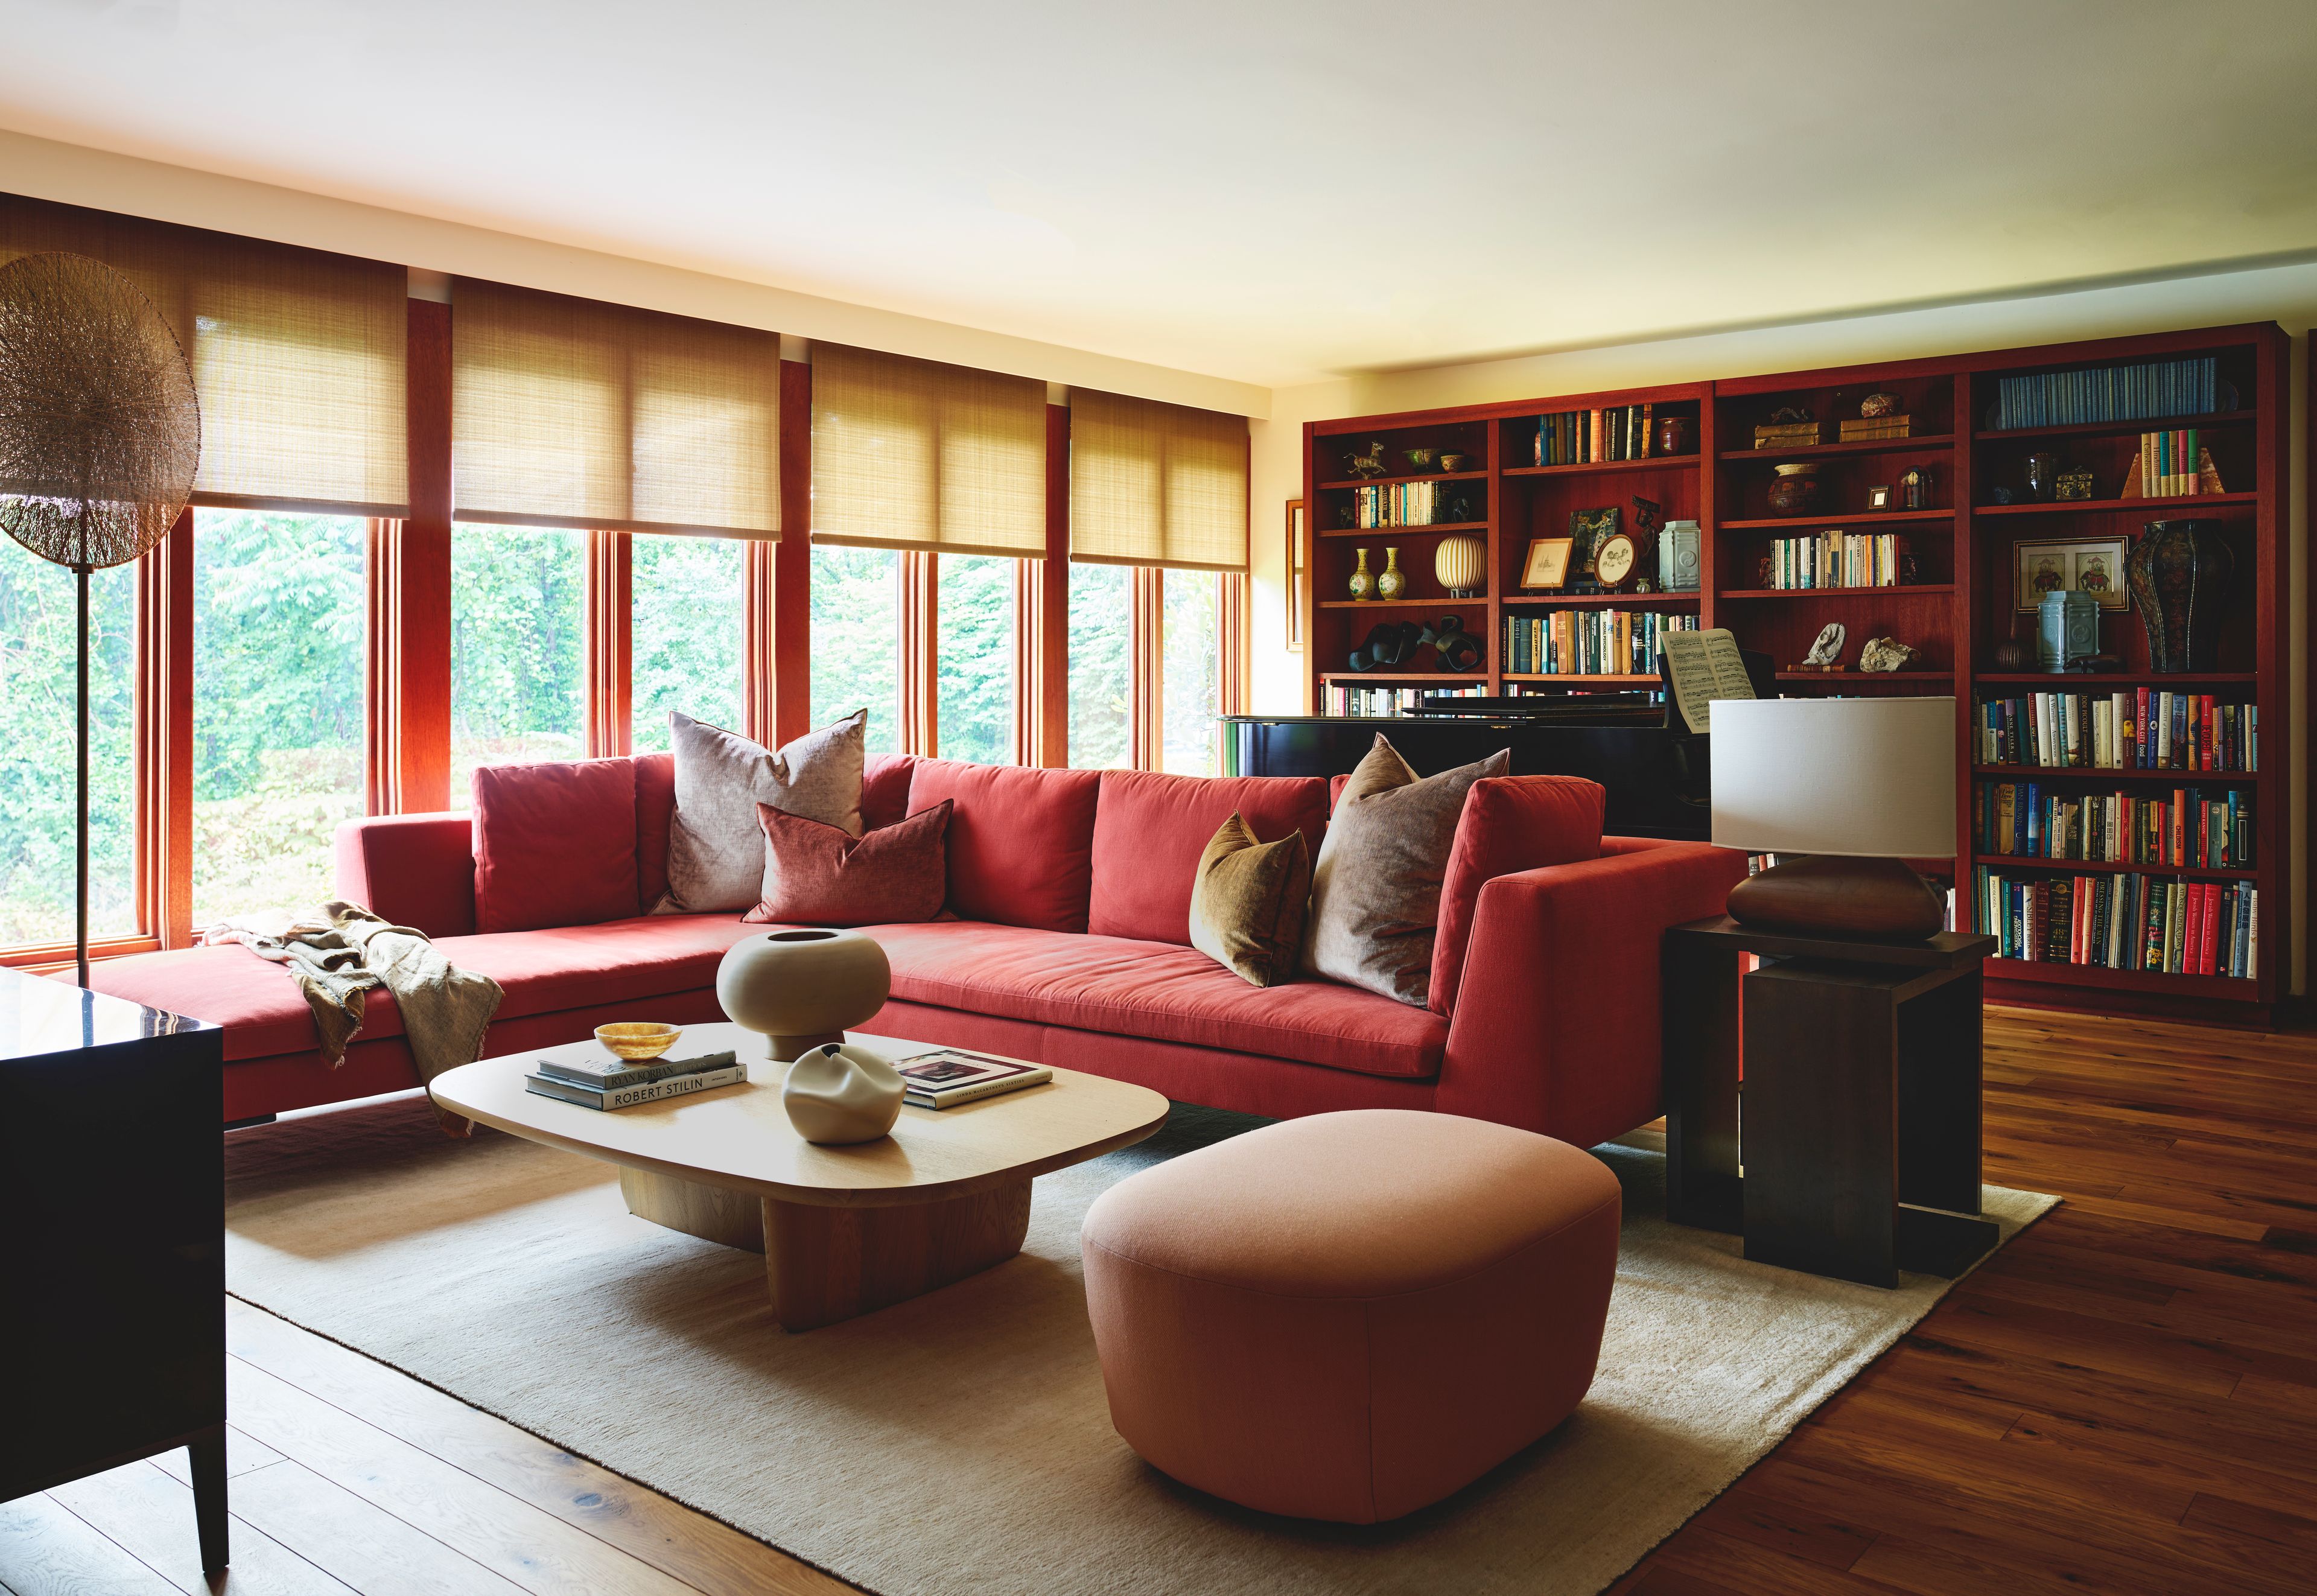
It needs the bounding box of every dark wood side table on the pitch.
[1661,915,2000,1289]
[0,969,226,1572]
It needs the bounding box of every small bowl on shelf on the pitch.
[1437,452,1467,472]
[1403,448,1437,469]
[595,1022,682,1060]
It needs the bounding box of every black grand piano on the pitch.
[1224,649,1774,841]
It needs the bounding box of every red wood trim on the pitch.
[133,507,194,947]
[584,530,633,757]
[1037,402,1070,766]
[364,519,397,814]
[1013,558,1040,766]
[398,298,454,811]
[1131,566,1163,770]
[897,550,937,755]
[743,538,777,746]
[1,934,163,973]
[1219,570,1249,737]
[770,358,815,745]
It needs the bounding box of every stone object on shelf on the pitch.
[1803,623,1847,667]
[1858,637,1919,673]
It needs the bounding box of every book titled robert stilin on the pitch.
[892,1049,1052,1110]
[524,1049,745,1110]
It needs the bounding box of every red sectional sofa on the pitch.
[86,753,1748,1147]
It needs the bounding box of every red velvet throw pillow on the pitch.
[744,800,952,927]
[1428,775,1606,1015]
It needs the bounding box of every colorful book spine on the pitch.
[1972,866,2255,978]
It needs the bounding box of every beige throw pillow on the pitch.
[1303,735,1509,1005]
[1188,813,1312,988]
[660,710,866,913]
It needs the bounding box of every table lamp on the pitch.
[1711,697,1957,940]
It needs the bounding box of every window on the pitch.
[631,534,746,750]
[809,545,900,754]
[1067,562,1131,769]
[190,510,366,925]
[450,523,587,805]
[936,554,1016,764]
[1162,570,1222,775]
[0,539,137,944]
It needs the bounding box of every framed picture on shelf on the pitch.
[1569,506,1619,578]
[2013,535,2129,611]
[1521,537,1574,590]
[1866,485,1893,510]
[1285,499,1306,651]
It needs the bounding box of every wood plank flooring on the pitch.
[5,1005,2313,1595]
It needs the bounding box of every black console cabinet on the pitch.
[0,968,226,1571]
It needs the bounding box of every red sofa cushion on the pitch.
[745,799,950,926]
[1430,777,1605,1014]
[472,758,643,932]
[1088,770,1329,947]
[906,760,1100,932]
[635,752,676,908]
[333,812,477,938]
[86,946,408,1063]
[437,913,767,1017]
[863,919,1444,1079]
[862,752,918,831]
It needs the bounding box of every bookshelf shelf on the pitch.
[1720,509,1955,530]
[1315,469,1488,491]
[1972,765,2258,784]
[1502,456,1699,478]
[1970,854,2257,883]
[1300,325,2288,1018]
[1719,585,1953,600]
[1316,597,1492,611]
[1716,436,1956,462]
[1972,409,2257,444]
[1317,671,1475,684]
[1973,492,2257,518]
[1317,521,1487,540]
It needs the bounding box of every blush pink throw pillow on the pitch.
[743,800,952,927]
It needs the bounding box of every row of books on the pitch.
[1992,356,2219,429]
[1764,532,1910,590]
[1502,609,1695,677]
[1347,480,1463,528]
[1975,692,2255,772]
[1533,404,1664,466]
[2135,429,2211,497]
[1324,682,1487,717]
[1975,781,2254,870]
[526,1048,743,1110]
[1972,869,2256,979]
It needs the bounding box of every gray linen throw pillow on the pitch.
[1303,734,1509,1005]
[660,710,866,913]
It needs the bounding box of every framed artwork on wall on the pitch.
[2013,535,2128,611]
[1285,499,1307,650]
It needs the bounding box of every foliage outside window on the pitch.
[0,540,136,945]
[1162,569,1221,776]
[632,534,746,750]
[809,545,899,754]
[936,553,1015,765]
[450,523,586,807]
[191,510,366,926]
[1067,562,1131,769]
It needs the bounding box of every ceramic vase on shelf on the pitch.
[1376,547,1406,600]
[1434,533,1486,597]
[714,927,892,1063]
[2126,520,2233,672]
[1347,548,1375,602]
[1767,463,1820,517]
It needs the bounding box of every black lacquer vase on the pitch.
[2126,520,2233,672]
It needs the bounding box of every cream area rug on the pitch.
[224,1097,2055,1596]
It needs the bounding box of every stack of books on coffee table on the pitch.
[524,1049,745,1110]
[892,1049,1052,1110]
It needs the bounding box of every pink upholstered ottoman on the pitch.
[1079,1108,1621,1523]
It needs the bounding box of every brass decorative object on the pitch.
[0,252,200,984]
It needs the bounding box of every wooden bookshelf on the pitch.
[1298,322,2290,1020]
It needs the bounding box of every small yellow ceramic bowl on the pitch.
[595,1022,682,1061]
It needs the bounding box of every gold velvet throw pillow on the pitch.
[1188,813,1312,988]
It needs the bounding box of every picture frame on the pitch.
[2015,535,2129,611]
[1284,499,1306,651]
[1865,484,1893,510]
[1521,536,1574,590]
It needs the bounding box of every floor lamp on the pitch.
[0,252,200,986]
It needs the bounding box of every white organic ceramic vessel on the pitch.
[715,927,892,1062]
[781,1042,906,1145]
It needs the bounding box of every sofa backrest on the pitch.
[905,758,1102,932]
[862,751,919,831]
[1088,769,1329,947]
[1429,775,1605,1014]
[334,812,480,939]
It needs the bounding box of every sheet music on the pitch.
[1659,628,1755,734]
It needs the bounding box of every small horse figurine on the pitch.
[1346,440,1388,478]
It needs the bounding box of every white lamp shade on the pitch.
[1711,697,1956,859]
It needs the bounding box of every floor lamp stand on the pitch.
[76,564,89,990]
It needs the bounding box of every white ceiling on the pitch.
[3,0,2314,389]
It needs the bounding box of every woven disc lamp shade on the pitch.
[1711,697,1957,940]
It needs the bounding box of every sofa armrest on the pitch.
[333,813,478,939]
[1436,838,1749,1147]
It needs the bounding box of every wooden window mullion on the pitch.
[1131,566,1164,771]
[897,550,938,755]
[134,508,195,947]
[584,530,633,758]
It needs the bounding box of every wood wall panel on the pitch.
[771,358,814,746]
[135,507,195,947]
[1039,402,1070,766]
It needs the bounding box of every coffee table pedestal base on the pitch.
[621,1167,1034,1331]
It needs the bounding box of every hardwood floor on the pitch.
[5,1005,2313,1595]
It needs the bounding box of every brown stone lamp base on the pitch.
[1726,854,1947,942]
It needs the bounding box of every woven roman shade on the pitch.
[810,343,1044,556]
[1069,389,1248,571]
[0,192,408,515]
[453,278,780,537]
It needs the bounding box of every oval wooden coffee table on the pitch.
[429,1025,1169,1331]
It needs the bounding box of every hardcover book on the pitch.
[892,1048,1054,1110]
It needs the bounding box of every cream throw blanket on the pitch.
[202,901,503,1134]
